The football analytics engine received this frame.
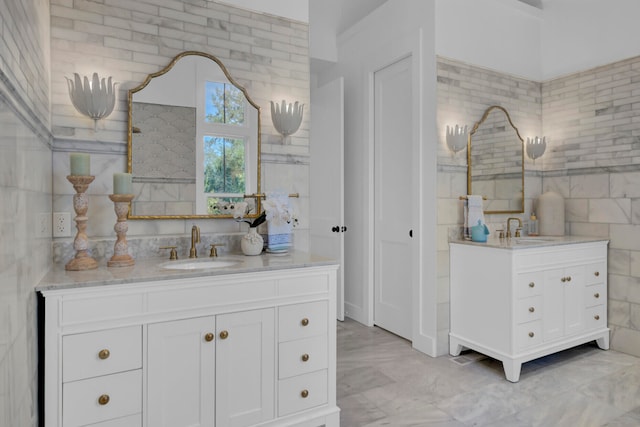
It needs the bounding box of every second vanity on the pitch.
[449,236,609,382]
[38,252,339,427]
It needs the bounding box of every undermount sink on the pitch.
[513,237,557,245]
[160,258,240,270]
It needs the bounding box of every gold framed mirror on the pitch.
[127,51,261,219]
[467,105,524,214]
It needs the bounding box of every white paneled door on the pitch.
[373,55,414,340]
[310,77,345,320]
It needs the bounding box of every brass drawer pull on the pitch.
[301,318,309,327]
[98,349,110,360]
[219,330,229,340]
[204,333,214,342]
[301,353,310,362]
[567,276,572,282]
[528,307,535,313]
[528,332,535,338]
[98,394,110,405]
[561,277,566,283]
[594,293,600,299]
[529,282,535,288]
[594,315,600,320]
[594,271,600,277]
[300,389,309,398]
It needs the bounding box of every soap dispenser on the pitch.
[529,212,539,236]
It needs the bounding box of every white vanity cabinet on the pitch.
[449,240,609,382]
[40,263,339,427]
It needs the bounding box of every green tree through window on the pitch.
[203,136,245,194]
[205,81,245,124]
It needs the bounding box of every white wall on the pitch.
[541,0,640,80]
[435,0,543,81]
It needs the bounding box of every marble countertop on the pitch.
[37,251,338,292]
[449,235,609,250]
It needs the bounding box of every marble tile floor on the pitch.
[337,319,640,426]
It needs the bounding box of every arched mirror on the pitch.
[467,105,524,214]
[127,51,261,219]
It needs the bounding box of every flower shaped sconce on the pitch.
[66,72,117,130]
[271,100,304,143]
[526,136,547,163]
[446,124,468,154]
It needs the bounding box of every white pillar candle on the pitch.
[113,173,132,194]
[70,153,90,176]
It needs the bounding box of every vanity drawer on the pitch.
[516,272,544,299]
[278,370,328,417]
[585,263,606,286]
[516,296,542,324]
[516,321,542,351]
[585,283,606,308]
[85,413,141,427]
[279,335,328,379]
[585,306,606,330]
[63,370,142,427]
[63,326,142,382]
[279,301,328,342]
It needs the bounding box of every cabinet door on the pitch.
[147,316,216,427]
[543,266,585,341]
[216,308,275,427]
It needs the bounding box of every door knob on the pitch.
[409,229,413,238]
[341,226,347,232]
[332,226,339,232]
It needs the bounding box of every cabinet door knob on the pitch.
[529,282,535,288]
[529,307,535,313]
[98,394,110,405]
[204,333,214,342]
[561,277,567,283]
[219,330,229,339]
[594,315,600,320]
[566,276,572,282]
[594,293,600,299]
[300,389,309,398]
[594,271,600,277]
[301,318,309,326]
[98,349,110,360]
[528,332,535,338]
[301,353,310,362]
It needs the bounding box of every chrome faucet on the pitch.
[506,217,522,238]
[190,225,200,258]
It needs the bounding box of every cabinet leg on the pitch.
[503,360,522,382]
[449,338,465,356]
[596,334,610,350]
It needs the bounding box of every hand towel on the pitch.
[466,195,488,237]
[263,191,294,253]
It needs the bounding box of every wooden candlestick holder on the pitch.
[108,194,135,267]
[65,175,98,271]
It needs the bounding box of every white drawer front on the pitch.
[516,321,542,351]
[585,283,606,308]
[63,326,142,382]
[279,335,328,379]
[585,263,606,286]
[278,370,328,417]
[516,272,544,299]
[516,296,543,324]
[585,306,606,330]
[279,301,328,342]
[63,370,142,427]
[89,413,141,427]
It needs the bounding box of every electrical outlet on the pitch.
[37,212,52,238]
[53,212,71,237]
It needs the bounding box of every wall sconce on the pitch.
[526,136,547,163]
[66,72,117,130]
[446,124,468,154]
[270,100,304,143]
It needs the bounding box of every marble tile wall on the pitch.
[542,56,640,357]
[436,56,543,355]
[49,0,310,259]
[0,1,52,426]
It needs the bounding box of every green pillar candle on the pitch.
[70,153,90,176]
[113,172,132,194]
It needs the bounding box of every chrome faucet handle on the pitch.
[209,243,225,257]
[160,246,178,260]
